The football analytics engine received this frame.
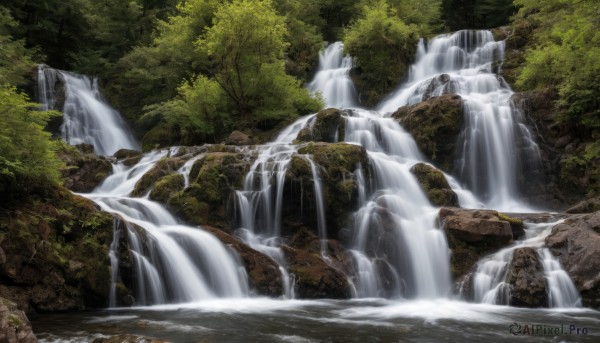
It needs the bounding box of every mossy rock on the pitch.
[167,191,211,227]
[410,163,458,207]
[0,187,113,313]
[295,108,347,143]
[57,143,113,192]
[131,157,185,197]
[297,142,369,180]
[149,174,185,204]
[393,94,463,172]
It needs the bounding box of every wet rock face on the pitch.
[507,247,548,307]
[282,142,369,239]
[410,163,459,207]
[296,108,347,143]
[92,335,169,343]
[546,211,600,308]
[392,94,463,173]
[439,208,519,280]
[57,143,113,193]
[0,297,37,343]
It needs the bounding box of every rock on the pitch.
[0,187,113,313]
[225,131,253,146]
[113,149,141,160]
[507,247,548,307]
[0,297,37,343]
[410,163,459,207]
[57,144,113,192]
[295,108,347,143]
[204,226,283,297]
[148,174,185,204]
[283,143,369,238]
[392,95,463,172]
[439,208,513,246]
[439,208,516,280]
[545,212,600,307]
[566,196,600,214]
[282,245,351,299]
[92,335,169,343]
[131,158,185,197]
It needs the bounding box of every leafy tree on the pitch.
[0,7,37,86]
[344,0,419,105]
[441,0,515,30]
[197,0,321,126]
[0,85,63,199]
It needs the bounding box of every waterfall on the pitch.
[308,42,357,109]
[344,110,452,298]
[469,221,581,308]
[37,65,139,156]
[378,30,541,211]
[85,149,249,306]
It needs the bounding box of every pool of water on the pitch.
[31,299,600,342]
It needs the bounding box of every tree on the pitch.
[344,0,419,105]
[0,85,63,199]
[197,0,321,126]
[0,6,37,86]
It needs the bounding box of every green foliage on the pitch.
[142,75,230,144]
[515,0,600,137]
[197,0,322,129]
[343,0,419,104]
[0,7,37,86]
[0,86,63,198]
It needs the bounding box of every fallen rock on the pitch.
[410,163,459,207]
[507,247,548,307]
[0,297,37,343]
[545,211,600,308]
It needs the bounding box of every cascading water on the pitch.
[308,42,357,109]
[37,65,139,156]
[469,221,581,308]
[378,30,541,211]
[344,109,452,298]
[87,149,249,306]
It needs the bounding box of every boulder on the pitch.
[439,208,517,280]
[295,108,347,143]
[0,297,37,343]
[225,131,253,146]
[114,149,142,167]
[204,226,282,297]
[507,247,548,307]
[545,212,600,307]
[392,94,463,172]
[57,143,113,192]
[282,245,351,299]
[148,174,185,204]
[131,158,185,197]
[410,163,459,207]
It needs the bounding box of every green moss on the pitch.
[298,142,368,179]
[141,123,180,151]
[149,174,185,204]
[131,157,185,197]
[167,191,210,226]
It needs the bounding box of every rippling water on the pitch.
[32,299,600,342]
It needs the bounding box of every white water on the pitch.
[37,65,139,156]
[308,42,357,109]
[378,30,541,211]
[470,221,581,308]
[85,149,248,306]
